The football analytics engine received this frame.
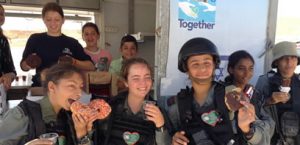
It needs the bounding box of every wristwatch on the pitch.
[77,135,90,144]
[156,125,166,133]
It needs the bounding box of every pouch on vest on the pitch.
[281,111,299,137]
[104,94,156,145]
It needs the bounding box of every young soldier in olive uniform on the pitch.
[0,64,95,145]
[256,41,300,145]
[94,57,170,145]
[167,37,272,145]
[224,50,274,145]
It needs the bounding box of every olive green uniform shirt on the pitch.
[0,97,92,145]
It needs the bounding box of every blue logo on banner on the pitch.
[178,0,216,30]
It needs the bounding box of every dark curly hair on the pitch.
[225,50,254,83]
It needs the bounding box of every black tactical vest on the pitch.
[101,92,157,145]
[269,73,300,117]
[17,99,78,145]
[268,73,300,144]
[176,82,247,145]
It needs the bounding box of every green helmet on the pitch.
[178,37,220,72]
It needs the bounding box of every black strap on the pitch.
[177,87,193,124]
[214,83,236,142]
[18,99,78,145]
[268,73,287,144]
[291,75,300,114]
[104,109,114,145]
[63,110,79,145]
[17,99,46,145]
[271,105,286,143]
[103,92,128,145]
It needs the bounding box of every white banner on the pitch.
[161,0,269,96]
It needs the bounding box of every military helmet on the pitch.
[178,37,220,72]
[271,41,300,68]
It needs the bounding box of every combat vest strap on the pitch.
[63,110,79,145]
[103,94,127,145]
[18,99,79,145]
[176,83,237,145]
[210,83,237,144]
[17,99,46,145]
[177,86,193,124]
[291,74,300,114]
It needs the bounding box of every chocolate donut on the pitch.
[225,91,243,111]
[25,54,42,68]
[225,85,244,111]
[282,79,291,87]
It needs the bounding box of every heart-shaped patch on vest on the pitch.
[123,131,140,145]
[201,110,220,127]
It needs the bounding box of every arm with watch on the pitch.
[243,119,274,145]
[238,101,275,145]
[77,131,93,145]
[155,125,171,145]
[72,112,97,145]
[144,103,171,145]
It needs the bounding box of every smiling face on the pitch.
[229,58,254,87]
[186,54,215,83]
[120,42,137,60]
[48,73,84,111]
[125,63,152,99]
[43,11,64,36]
[82,26,99,49]
[277,56,298,78]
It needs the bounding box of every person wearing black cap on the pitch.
[256,41,300,145]
[166,37,272,145]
